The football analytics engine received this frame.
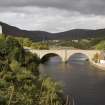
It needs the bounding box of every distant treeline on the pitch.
[14,36,49,50]
[48,38,105,50]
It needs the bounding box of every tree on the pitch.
[96,41,105,50]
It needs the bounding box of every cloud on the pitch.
[0,7,105,33]
[0,0,105,32]
[0,0,105,15]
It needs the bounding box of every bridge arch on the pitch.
[66,50,100,62]
[67,53,89,62]
[41,53,62,63]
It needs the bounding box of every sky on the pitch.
[0,0,105,33]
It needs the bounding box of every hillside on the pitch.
[0,22,52,41]
[0,21,105,41]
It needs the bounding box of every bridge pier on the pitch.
[62,58,68,63]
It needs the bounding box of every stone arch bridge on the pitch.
[25,47,100,62]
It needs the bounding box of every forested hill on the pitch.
[0,21,105,41]
[0,22,52,41]
[53,29,105,40]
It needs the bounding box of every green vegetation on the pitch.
[10,36,104,50]
[15,37,49,50]
[96,40,105,50]
[48,39,102,50]
[0,35,64,105]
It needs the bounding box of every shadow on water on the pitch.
[39,53,105,105]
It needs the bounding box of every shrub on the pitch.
[93,53,100,63]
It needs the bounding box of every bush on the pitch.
[96,40,105,50]
[0,35,64,105]
[93,53,100,63]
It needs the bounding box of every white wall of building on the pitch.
[0,25,2,34]
[100,60,105,64]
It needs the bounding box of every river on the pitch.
[39,53,105,105]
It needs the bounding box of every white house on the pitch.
[0,25,2,34]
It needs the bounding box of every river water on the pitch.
[39,54,105,105]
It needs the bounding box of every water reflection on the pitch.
[39,53,105,105]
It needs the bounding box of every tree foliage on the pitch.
[0,35,64,105]
[96,40,105,50]
[15,37,49,50]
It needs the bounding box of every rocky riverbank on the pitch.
[91,61,105,70]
